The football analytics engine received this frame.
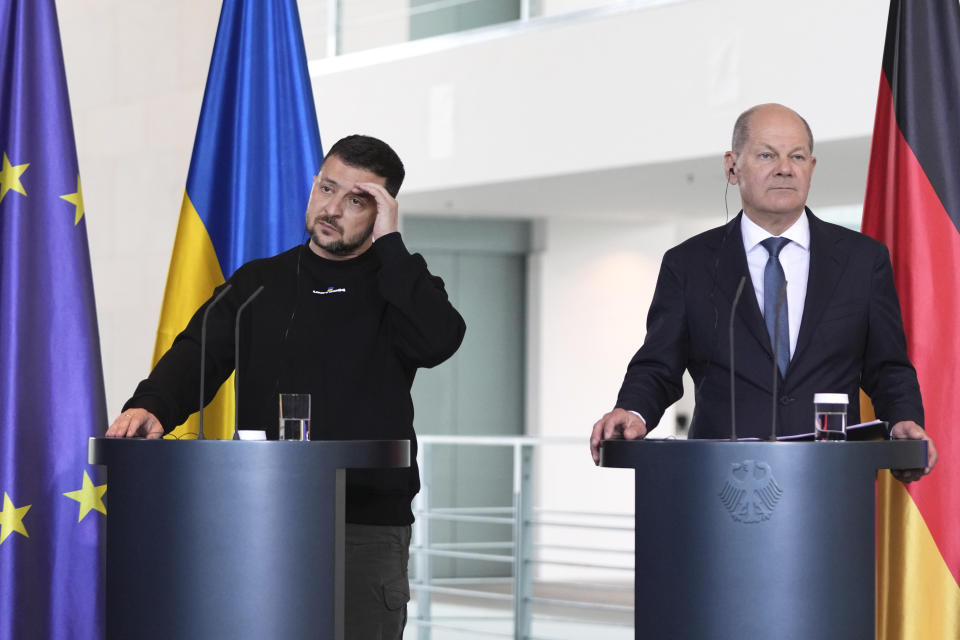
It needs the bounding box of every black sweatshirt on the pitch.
[124,232,466,525]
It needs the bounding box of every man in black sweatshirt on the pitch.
[106,135,466,639]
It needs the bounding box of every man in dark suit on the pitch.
[590,103,937,482]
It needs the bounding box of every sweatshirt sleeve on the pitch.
[373,232,466,368]
[121,277,243,432]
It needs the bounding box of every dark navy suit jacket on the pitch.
[616,210,924,439]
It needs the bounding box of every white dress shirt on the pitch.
[740,211,810,359]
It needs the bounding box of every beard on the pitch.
[308,215,375,257]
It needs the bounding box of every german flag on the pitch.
[861,1,960,637]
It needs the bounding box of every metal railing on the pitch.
[410,436,634,640]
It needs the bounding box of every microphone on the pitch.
[728,276,747,441]
[769,281,787,441]
[233,286,265,440]
[198,283,233,440]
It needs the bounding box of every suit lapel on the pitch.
[792,210,847,367]
[715,213,774,360]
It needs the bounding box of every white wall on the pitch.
[530,218,675,440]
[57,0,221,417]
[528,214,719,580]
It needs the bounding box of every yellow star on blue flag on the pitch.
[59,175,85,225]
[0,151,29,203]
[63,470,107,522]
[0,492,31,545]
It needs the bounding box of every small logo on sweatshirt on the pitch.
[313,286,347,295]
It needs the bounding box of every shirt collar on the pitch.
[740,209,811,252]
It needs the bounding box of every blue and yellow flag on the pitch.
[0,0,108,637]
[157,0,323,439]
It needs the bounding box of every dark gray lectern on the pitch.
[600,439,926,639]
[89,438,409,640]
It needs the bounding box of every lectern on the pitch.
[600,439,926,639]
[89,438,409,640]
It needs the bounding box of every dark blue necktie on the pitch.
[761,237,790,377]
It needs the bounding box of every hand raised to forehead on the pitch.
[355,181,398,240]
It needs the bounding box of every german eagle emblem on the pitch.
[719,460,783,523]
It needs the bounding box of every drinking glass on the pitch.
[814,393,847,441]
[279,393,311,441]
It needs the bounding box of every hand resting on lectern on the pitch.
[590,408,648,465]
[106,408,164,439]
[890,420,937,482]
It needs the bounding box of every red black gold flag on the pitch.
[861,0,960,637]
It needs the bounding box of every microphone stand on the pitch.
[198,284,233,440]
[728,276,747,441]
[233,286,265,440]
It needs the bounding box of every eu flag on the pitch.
[154,0,324,440]
[0,0,108,637]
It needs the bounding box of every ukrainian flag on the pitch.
[157,0,323,440]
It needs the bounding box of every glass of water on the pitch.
[279,393,311,441]
[813,393,848,441]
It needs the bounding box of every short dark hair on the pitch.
[323,135,405,197]
[731,104,814,154]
